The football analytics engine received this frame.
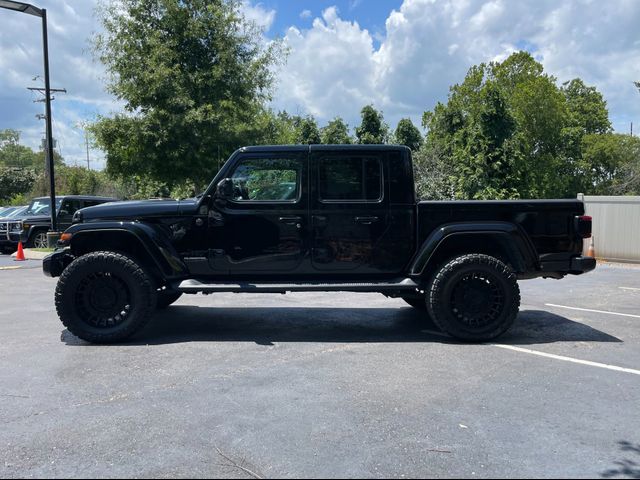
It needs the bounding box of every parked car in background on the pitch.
[0,206,19,218]
[9,196,118,249]
[0,206,28,254]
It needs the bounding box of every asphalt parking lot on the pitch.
[1,259,639,479]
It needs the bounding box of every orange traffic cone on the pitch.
[586,236,595,258]
[15,241,25,261]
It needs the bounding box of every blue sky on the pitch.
[259,0,402,44]
[1,0,639,169]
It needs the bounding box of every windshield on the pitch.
[6,206,27,218]
[25,198,62,216]
[0,207,16,217]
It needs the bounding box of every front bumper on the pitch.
[43,248,74,278]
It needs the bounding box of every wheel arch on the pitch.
[67,224,188,283]
[410,222,538,278]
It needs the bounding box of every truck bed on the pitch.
[417,199,585,257]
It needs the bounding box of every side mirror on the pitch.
[216,178,234,200]
[59,209,70,216]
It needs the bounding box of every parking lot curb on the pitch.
[10,249,49,260]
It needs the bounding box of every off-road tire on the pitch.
[55,251,157,343]
[401,296,427,309]
[426,254,520,342]
[157,291,182,309]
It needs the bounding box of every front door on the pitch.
[208,152,309,274]
[310,150,391,274]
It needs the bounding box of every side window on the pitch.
[60,199,81,215]
[230,157,301,202]
[318,156,382,201]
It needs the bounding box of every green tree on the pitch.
[257,110,298,145]
[394,118,422,151]
[90,0,283,189]
[356,105,389,144]
[321,117,352,144]
[412,142,454,200]
[294,116,321,144]
[0,129,45,170]
[580,133,640,194]
[0,167,36,202]
[422,51,614,199]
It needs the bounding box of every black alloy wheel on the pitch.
[427,254,520,342]
[55,251,157,343]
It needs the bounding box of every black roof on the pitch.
[239,144,410,153]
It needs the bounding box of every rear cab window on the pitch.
[318,155,383,202]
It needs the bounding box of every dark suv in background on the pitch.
[10,195,117,249]
[0,206,27,254]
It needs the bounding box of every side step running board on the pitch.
[177,278,418,294]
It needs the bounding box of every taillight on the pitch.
[577,215,592,238]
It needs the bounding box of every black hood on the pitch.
[79,198,199,221]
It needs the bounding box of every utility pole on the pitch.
[76,121,91,170]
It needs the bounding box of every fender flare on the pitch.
[409,221,539,276]
[66,221,189,280]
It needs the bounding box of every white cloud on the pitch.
[300,9,312,20]
[0,0,113,168]
[2,0,639,172]
[272,0,640,134]
[240,1,276,32]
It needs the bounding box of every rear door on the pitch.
[310,149,391,274]
[57,198,82,231]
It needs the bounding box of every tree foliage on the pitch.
[394,118,422,151]
[412,142,454,200]
[90,0,283,188]
[321,117,352,144]
[422,51,621,199]
[294,116,321,144]
[356,105,389,144]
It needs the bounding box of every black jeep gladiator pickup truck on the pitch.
[44,145,595,343]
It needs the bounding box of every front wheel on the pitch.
[427,254,520,342]
[55,251,157,343]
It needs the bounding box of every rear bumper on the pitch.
[537,255,596,278]
[43,248,74,278]
[570,255,597,274]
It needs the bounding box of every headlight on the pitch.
[72,210,83,223]
[10,222,22,231]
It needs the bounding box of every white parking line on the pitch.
[620,287,640,292]
[420,329,640,376]
[545,303,640,319]
[492,344,640,376]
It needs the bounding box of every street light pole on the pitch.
[41,8,57,233]
[0,1,57,236]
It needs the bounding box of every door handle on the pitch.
[279,216,302,224]
[355,216,380,225]
[279,216,303,228]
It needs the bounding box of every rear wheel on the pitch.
[55,251,157,343]
[29,230,48,249]
[426,254,520,342]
